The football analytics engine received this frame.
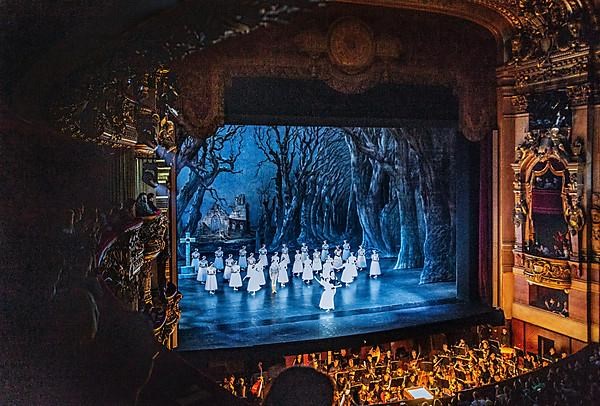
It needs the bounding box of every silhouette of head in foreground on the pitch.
[263,366,334,406]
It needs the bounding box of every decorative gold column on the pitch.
[495,68,523,318]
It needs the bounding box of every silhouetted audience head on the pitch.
[263,366,334,406]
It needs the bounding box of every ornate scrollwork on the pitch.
[514,127,581,164]
[565,196,585,235]
[327,17,376,75]
[592,193,600,261]
[98,224,146,309]
[566,83,592,106]
[522,253,571,290]
[513,196,528,226]
[511,0,587,63]
[511,94,529,114]
[139,213,169,262]
[152,283,183,347]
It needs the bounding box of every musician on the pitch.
[328,358,341,374]
[346,358,356,370]
[407,372,418,386]
[479,365,491,384]
[393,362,406,378]
[337,348,350,367]
[363,354,376,369]
[480,340,491,359]
[436,343,452,367]
[499,327,510,347]
[467,348,479,363]
[385,349,395,362]
[368,344,381,363]
[236,377,247,398]
[380,389,392,403]
[409,349,421,369]
[547,346,559,361]
[381,371,392,390]
[222,375,236,395]
[292,354,304,366]
[357,384,369,404]
[441,343,452,356]
[371,382,382,401]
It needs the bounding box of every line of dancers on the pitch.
[190,240,382,310]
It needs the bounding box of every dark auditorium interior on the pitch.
[1,1,600,405]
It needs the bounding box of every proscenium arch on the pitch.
[337,0,521,63]
[173,6,499,141]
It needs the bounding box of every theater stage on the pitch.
[177,259,485,351]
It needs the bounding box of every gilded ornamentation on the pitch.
[140,213,169,261]
[152,114,177,150]
[98,225,145,310]
[514,53,589,89]
[511,95,528,114]
[514,127,580,164]
[591,193,600,261]
[566,84,592,106]
[327,17,376,74]
[153,283,183,347]
[513,197,528,226]
[522,253,571,290]
[512,0,587,63]
[512,125,585,258]
[565,197,585,235]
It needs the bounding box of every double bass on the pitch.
[251,362,264,398]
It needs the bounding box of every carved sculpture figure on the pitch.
[565,198,585,235]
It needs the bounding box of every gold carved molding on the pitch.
[175,12,496,141]
[327,17,377,74]
[592,193,600,262]
[522,253,572,291]
[511,127,585,254]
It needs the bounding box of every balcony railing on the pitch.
[520,252,571,291]
[96,211,181,346]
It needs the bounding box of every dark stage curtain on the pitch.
[478,134,492,304]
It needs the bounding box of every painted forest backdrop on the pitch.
[177,126,456,283]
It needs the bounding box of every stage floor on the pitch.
[177,259,460,351]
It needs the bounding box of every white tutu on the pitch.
[246,266,262,293]
[292,256,303,276]
[357,253,367,268]
[229,271,243,288]
[224,262,233,280]
[196,264,207,282]
[256,265,266,286]
[319,286,336,310]
[347,258,358,278]
[205,272,218,291]
[332,255,343,269]
[258,254,268,268]
[278,266,289,284]
[214,256,224,270]
[370,254,381,276]
[341,263,354,284]
[342,248,350,261]
[191,257,200,273]
[280,253,290,268]
[302,261,314,281]
[312,256,323,271]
